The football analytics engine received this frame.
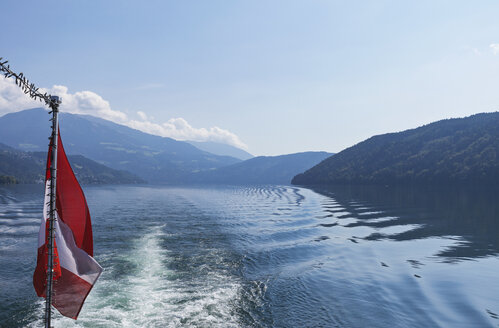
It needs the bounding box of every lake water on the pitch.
[0,184,498,327]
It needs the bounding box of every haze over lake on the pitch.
[1,184,498,327]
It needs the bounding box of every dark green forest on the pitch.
[0,143,144,184]
[293,112,499,186]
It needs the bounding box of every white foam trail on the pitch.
[29,225,242,327]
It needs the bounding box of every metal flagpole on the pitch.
[0,58,66,326]
[45,96,61,328]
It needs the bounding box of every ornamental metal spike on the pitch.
[0,58,55,106]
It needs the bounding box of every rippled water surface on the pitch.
[0,184,498,327]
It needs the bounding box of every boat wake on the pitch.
[29,225,242,327]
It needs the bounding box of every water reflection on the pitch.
[310,185,499,261]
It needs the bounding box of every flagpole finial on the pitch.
[49,96,61,112]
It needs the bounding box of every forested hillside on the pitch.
[293,113,499,186]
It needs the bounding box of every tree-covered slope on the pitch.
[0,143,45,184]
[0,143,144,184]
[292,113,499,186]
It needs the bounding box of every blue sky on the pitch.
[1,1,499,155]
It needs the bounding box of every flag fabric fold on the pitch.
[33,131,102,319]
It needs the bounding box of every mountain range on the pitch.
[292,112,499,186]
[0,108,330,185]
[0,142,144,184]
[0,108,241,183]
[188,151,332,185]
[7,108,496,187]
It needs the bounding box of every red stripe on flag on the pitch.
[33,245,50,297]
[45,131,94,256]
[34,129,101,320]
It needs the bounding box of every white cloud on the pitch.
[137,111,148,121]
[0,78,248,150]
[43,85,128,122]
[490,43,499,55]
[0,77,40,115]
[128,116,248,150]
[0,78,127,122]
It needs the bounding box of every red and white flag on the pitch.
[33,132,102,319]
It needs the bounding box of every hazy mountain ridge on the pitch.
[187,141,253,160]
[292,112,499,186]
[189,151,333,185]
[0,143,144,184]
[0,108,241,183]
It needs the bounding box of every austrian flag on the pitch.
[33,132,102,319]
